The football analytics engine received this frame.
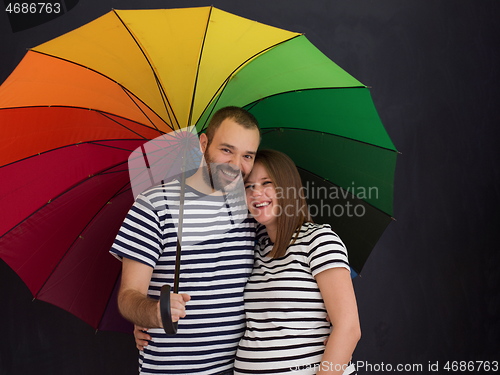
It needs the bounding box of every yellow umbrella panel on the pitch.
[31,7,300,130]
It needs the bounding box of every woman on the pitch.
[133,149,360,374]
[234,149,360,374]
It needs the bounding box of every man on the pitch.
[110,107,261,374]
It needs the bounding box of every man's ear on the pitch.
[199,133,208,153]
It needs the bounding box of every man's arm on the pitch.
[117,257,190,328]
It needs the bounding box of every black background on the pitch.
[1,1,499,374]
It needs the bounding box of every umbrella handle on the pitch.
[160,284,178,335]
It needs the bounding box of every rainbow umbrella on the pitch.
[0,6,397,331]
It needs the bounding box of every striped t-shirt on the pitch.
[110,180,256,374]
[234,222,354,374]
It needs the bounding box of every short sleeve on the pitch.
[306,226,350,277]
[109,194,162,268]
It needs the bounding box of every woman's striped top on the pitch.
[234,222,354,374]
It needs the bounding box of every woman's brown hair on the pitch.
[254,149,312,258]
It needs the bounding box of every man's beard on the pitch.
[202,148,244,192]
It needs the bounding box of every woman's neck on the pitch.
[265,224,277,243]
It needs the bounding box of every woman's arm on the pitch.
[316,267,361,374]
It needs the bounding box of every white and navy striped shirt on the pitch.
[111,180,256,374]
[234,222,355,375]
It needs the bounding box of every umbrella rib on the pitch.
[259,126,398,153]
[0,104,165,140]
[244,85,367,112]
[86,140,148,155]
[119,86,173,133]
[0,138,141,170]
[112,10,180,130]
[243,86,367,113]
[195,34,303,132]
[187,6,214,127]
[96,110,163,139]
[296,166,395,219]
[27,50,171,130]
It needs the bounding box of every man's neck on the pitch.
[185,169,223,196]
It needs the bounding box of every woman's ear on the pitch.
[199,133,208,153]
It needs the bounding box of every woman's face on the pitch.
[244,162,279,228]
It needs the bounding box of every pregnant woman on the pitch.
[234,149,360,374]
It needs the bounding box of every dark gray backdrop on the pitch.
[1,1,499,374]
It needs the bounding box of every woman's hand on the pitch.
[133,325,151,351]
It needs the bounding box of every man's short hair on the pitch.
[205,106,260,145]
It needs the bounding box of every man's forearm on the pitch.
[118,288,162,328]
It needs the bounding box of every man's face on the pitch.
[201,118,260,191]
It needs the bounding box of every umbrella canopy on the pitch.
[0,6,397,331]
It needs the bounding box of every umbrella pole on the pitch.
[173,169,186,294]
[160,157,187,335]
